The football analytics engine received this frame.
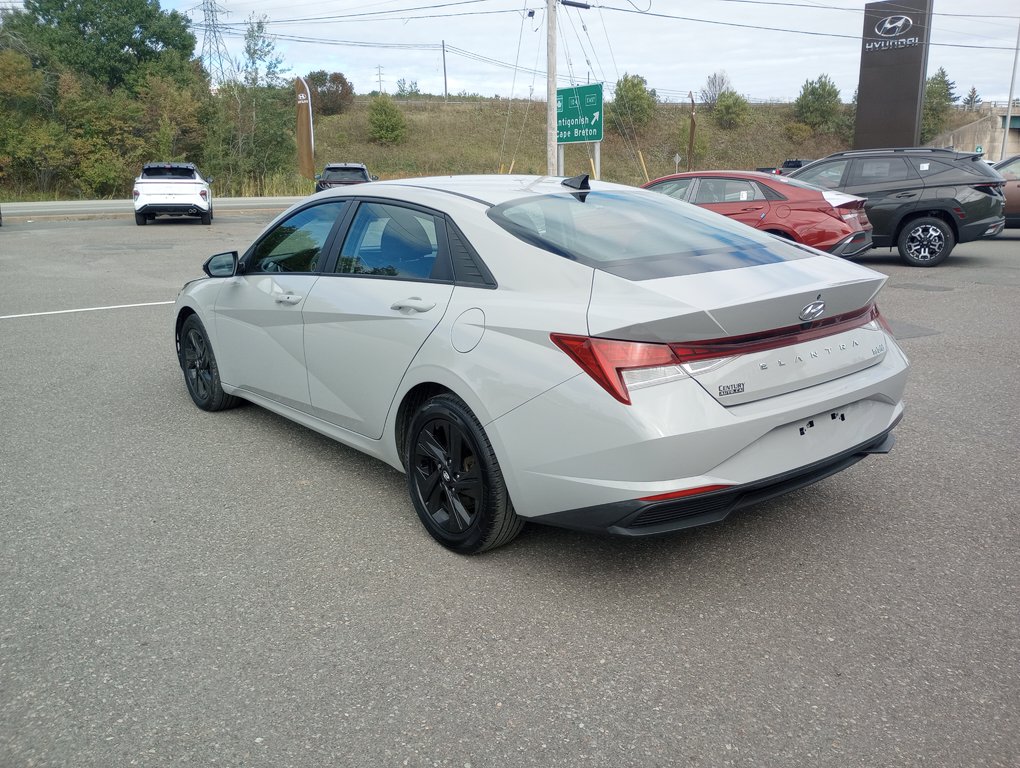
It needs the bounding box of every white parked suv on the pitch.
[132,162,213,225]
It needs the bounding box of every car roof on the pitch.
[367,173,644,203]
[328,174,642,207]
[646,170,780,183]
[323,163,368,169]
[818,147,978,160]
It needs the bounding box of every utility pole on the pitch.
[442,40,448,101]
[376,66,384,94]
[547,1,592,177]
[1002,15,1020,161]
[546,0,557,176]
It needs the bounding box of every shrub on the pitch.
[714,90,749,129]
[794,74,842,132]
[784,122,813,143]
[368,95,407,145]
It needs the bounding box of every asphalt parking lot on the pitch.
[1,208,1018,767]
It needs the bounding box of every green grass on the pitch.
[313,99,852,187]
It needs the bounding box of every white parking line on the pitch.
[0,300,175,320]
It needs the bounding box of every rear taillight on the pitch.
[550,334,687,405]
[973,183,1005,198]
[821,205,860,223]
[552,304,887,405]
[199,189,208,200]
[132,188,139,199]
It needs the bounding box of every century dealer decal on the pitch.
[865,14,920,52]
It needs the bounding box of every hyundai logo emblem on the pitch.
[875,15,912,37]
[799,300,826,322]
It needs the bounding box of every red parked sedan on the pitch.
[643,170,873,257]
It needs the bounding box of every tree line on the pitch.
[0,0,365,198]
[0,0,976,199]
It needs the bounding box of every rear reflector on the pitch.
[639,484,732,502]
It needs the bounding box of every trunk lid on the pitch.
[587,254,889,405]
[823,191,871,231]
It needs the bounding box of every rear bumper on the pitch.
[531,424,898,536]
[826,230,873,257]
[137,203,209,217]
[486,332,909,525]
[958,214,1005,243]
[981,219,1005,238]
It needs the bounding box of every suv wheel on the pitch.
[897,216,954,267]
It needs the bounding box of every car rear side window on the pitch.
[487,190,810,279]
[337,202,440,280]
[999,158,1020,178]
[692,178,764,204]
[851,157,916,184]
[907,158,956,177]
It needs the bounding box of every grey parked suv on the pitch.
[789,148,1006,266]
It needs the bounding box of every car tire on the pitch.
[200,210,212,225]
[178,315,239,411]
[897,216,954,267]
[406,393,523,554]
[135,212,146,226]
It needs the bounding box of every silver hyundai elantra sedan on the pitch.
[174,175,908,553]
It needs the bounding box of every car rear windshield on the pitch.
[142,166,197,179]
[322,168,368,181]
[487,189,812,279]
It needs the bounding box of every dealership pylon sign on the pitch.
[854,0,933,149]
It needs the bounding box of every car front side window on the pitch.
[646,178,693,200]
[249,201,348,273]
[794,161,848,189]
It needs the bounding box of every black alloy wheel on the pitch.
[406,394,522,554]
[897,216,955,267]
[179,315,238,411]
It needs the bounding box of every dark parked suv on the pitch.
[789,148,1006,266]
[314,163,377,192]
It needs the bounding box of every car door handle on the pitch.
[741,206,765,211]
[893,192,917,198]
[391,297,436,313]
[274,293,303,305]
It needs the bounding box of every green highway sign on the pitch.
[557,83,603,144]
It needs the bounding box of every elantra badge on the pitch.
[799,300,826,322]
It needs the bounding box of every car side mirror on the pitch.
[370,175,379,181]
[315,174,321,180]
[203,251,238,278]
[207,177,214,184]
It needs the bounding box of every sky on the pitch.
[6,0,1019,103]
